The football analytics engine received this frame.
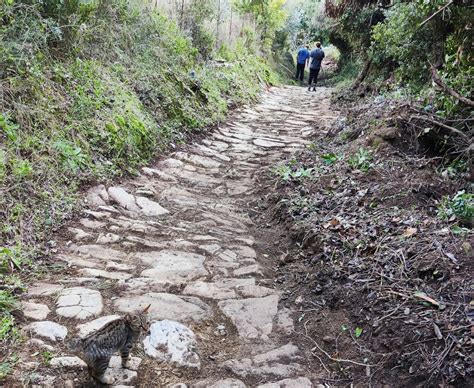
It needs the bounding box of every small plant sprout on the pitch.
[355,327,363,338]
[348,148,373,172]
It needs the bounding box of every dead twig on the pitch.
[302,321,379,367]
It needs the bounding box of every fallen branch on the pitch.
[410,114,470,141]
[430,65,474,108]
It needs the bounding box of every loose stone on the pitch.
[143,320,200,369]
[23,321,68,342]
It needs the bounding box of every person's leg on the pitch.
[295,65,299,80]
[312,68,320,90]
[308,68,315,90]
[299,64,305,82]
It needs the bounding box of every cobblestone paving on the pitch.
[17,86,335,387]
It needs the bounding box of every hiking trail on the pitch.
[16,86,337,388]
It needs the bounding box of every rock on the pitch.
[106,261,135,272]
[194,379,247,388]
[58,254,101,269]
[183,281,237,300]
[143,320,200,369]
[234,264,263,277]
[158,158,184,168]
[68,227,92,241]
[237,285,277,298]
[113,293,212,322]
[69,244,128,261]
[257,377,312,388]
[233,246,257,260]
[79,218,107,230]
[26,338,54,351]
[79,268,132,280]
[50,356,87,369]
[21,301,51,320]
[115,278,171,294]
[136,250,208,284]
[76,315,121,338]
[275,308,294,334]
[135,196,169,217]
[56,287,103,319]
[108,187,140,212]
[218,295,279,339]
[23,321,68,342]
[253,139,285,148]
[86,185,109,207]
[219,249,238,262]
[97,233,121,244]
[223,344,302,379]
[27,283,64,297]
[198,243,221,255]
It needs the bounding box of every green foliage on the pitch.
[233,0,287,49]
[355,327,363,338]
[1,0,278,268]
[437,190,474,225]
[371,2,442,88]
[320,152,340,165]
[273,160,313,182]
[347,148,373,172]
[0,355,18,381]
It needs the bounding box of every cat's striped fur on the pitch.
[69,305,151,385]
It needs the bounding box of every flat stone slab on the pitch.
[135,196,169,217]
[23,321,68,342]
[108,186,140,212]
[234,264,263,277]
[50,356,87,369]
[86,185,109,207]
[68,244,128,262]
[115,278,172,294]
[183,281,237,300]
[253,138,285,148]
[143,320,200,369]
[21,301,51,320]
[218,295,279,339]
[27,283,64,297]
[136,250,208,284]
[56,287,103,320]
[113,293,211,322]
[77,315,121,338]
[223,344,302,379]
[194,379,247,388]
[257,377,313,388]
[79,268,132,280]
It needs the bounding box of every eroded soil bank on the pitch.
[254,90,473,386]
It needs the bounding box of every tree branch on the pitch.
[419,1,454,27]
[430,65,474,108]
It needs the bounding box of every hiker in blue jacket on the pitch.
[308,41,325,91]
[295,44,310,83]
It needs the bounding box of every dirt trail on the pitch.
[13,86,337,387]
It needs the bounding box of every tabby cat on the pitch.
[69,305,151,385]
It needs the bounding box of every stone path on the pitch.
[17,86,335,387]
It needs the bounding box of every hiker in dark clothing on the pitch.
[308,41,325,91]
[295,44,310,82]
